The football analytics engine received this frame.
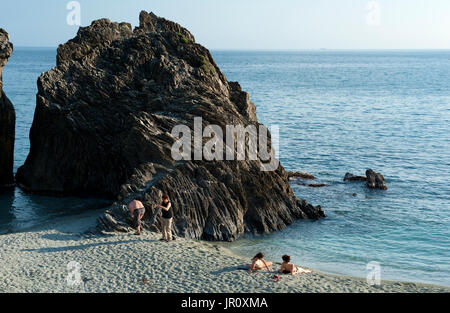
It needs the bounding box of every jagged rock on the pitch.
[16,11,325,241]
[0,28,15,188]
[343,173,367,182]
[287,171,315,180]
[97,205,133,233]
[366,169,387,190]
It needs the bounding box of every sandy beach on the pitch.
[0,210,448,293]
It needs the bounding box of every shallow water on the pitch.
[1,49,449,286]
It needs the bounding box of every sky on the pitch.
[0,0,449,49]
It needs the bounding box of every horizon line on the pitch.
[12,46,450,52]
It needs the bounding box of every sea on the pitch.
[1,48,449,286]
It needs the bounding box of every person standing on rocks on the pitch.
[128,200,145,236]
[156,195,173,242]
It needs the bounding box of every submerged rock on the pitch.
[16,12,325,240]
[366,169,387,190]
[287,171,315,180]
[307,184,327,188]
[0,29,15,188]
[292,181,327,188]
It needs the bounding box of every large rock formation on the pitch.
[0,29,15,188]
[16,12,324,240]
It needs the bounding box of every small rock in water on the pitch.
[344,170,387,190]
[352,193,357,197]
[365,169,387,190]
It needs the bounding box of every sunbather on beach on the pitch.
[128,200,145,235]
[248,252,272,273]
[278,255,311,275]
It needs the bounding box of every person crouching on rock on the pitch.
[156,195,173,242]
[248,252,272,273]
[128,200,145,236]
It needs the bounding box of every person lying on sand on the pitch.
[248,252,272,273]
[128,200,145,236]
[278,255,311,275]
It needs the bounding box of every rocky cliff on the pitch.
[0,29,15,188]
[16,12,324,240]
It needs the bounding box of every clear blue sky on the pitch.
[1,0,449,49]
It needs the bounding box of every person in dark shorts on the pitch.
[156,195,173,241]
[128,200,145,235]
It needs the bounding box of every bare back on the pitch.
[128,200,144,214]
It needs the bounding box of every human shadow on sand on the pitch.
[21,239,137,253]
[210,262,284,276]
[40,233,83,241]
[210,266,246,275]
[209,266,275,276]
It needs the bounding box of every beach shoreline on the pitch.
[0,210,448,293]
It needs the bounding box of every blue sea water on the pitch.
[1,48,449,286]
[213,50,450,286]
